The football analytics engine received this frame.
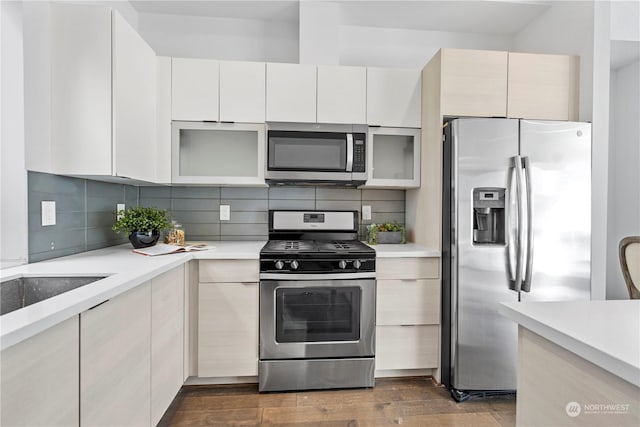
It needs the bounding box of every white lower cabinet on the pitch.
[80,282,152,427]
[374,257,441,375]
[0,317,79,427]
[198,259,259,378]
[151,266,185,426]
[198,282,259,377]
[376,325,439,370]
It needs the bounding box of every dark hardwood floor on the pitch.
[158,377,516,426]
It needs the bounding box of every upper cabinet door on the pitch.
[172,58,219,121]
[440,49,508,118]
[50,3,112,176]
[220,61,266,123]
[266,63,317,123]
[507,52,580,121]
[317,65,367,124]
[112,11,157,182]
[367,67,421,128]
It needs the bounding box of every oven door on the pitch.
[259,279,375,360]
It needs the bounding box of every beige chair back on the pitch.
[619,236,640,299]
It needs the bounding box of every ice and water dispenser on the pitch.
[472,188,505,245]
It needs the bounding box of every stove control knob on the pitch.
[352,260,362,270]
[290,260,300,270]
[274,260,284,270]
[338,260,348,269]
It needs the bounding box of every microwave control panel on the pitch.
[353,133,366,172]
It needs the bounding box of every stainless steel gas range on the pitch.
[258,210,376,392]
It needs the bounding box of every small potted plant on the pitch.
[112,206,172,249]
[367,222,406,245]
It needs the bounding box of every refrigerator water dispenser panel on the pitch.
[472,188,505,245]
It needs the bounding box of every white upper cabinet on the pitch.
[112,12,157,183]
[172,58,220,121]
[50,3,112,176]
[266,63,317,123]
[220,61,266,123]
[50,4,157,182]
[317,65,367,124]
[364,127,421,189]
[367,67,422,128]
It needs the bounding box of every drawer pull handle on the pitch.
[88,299,110,310]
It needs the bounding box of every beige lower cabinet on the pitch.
[151,266,185,426]
[376,325,440,370]
[198,260,259,378]
[375,257,441,375]
[80,282,151,427]
[1,316,79,427]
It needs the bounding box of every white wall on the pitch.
[137,12,299,62]
[606,60,640,299]
[610,0,640,41]
[1,0,28,267]
[339,25,512,68]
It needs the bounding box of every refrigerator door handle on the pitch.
[509,155,524,292]
[521,156,534,292]
[506,159,517,286]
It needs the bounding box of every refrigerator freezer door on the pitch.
[519,120,591,301]
[450,118,520,391]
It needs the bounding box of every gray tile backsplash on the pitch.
[140,186,406,242]
[28,173,406,262]
[28,172,139,262]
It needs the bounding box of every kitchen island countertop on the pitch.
[499,300,640,387]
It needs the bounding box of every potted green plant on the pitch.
[367,222,406,245]
[112,206,172,249]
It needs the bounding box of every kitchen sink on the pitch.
[0,276,106,316]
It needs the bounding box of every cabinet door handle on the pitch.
[88,299,110,310]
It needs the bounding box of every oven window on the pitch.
[268,133,346,171]
[275,287,361,343]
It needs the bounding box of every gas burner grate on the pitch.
[331,241,355,250]
[266,240,316,252]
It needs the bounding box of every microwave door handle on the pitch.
[346,134,354,172]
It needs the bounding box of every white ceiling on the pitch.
[338,1,550,35]
[130,0,552,35]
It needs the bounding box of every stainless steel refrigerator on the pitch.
[441,118,591,401]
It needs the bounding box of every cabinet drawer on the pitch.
[376,325,439,370]
[376,257,439,280]
[199,260,259,283]
[377,279,440,326]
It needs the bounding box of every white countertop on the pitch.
[1,240,437,351]
[365,243,440,258]
[499,300,640,387]
[0,241,264,351]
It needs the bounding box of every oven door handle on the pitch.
[260,272,376,281]
[346,134,354,172]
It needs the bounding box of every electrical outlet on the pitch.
[117,203,125,219]
[220,205,230,221]
[41,201,56,226]
[362,205,372,221]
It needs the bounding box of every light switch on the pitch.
[362,205,372,221]
[220,205,230,221]
[41,201,56,226]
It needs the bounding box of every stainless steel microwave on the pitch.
[265,124,367,186]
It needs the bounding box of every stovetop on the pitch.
[260,239,376,274]
[261,239,375,256]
